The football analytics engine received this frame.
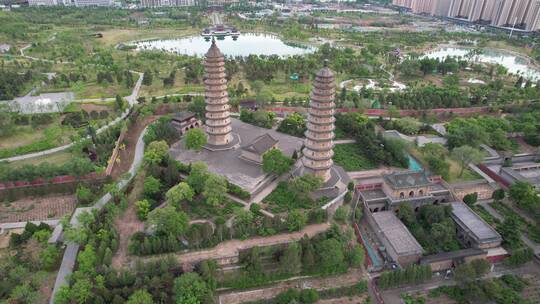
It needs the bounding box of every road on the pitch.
[49,126,147,304]
[1,71,144,163]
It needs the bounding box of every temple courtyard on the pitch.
[170,118,303,194]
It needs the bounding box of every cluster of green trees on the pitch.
[0,69,34,99]
[336,112,408,168]
[276,112,306,137]
[1,223,61,302]
[399,56,463,78]
[398,204,462,254]
[264,174,324,212]
[223,225,364,289]
[239,109,275,129]
[380,117,427,135]
[247,283,369,304]
[508,101,540,146]
[446,116,513,151]
[429,267,527,304]
[509,182,540,217]
[262,149,294,176]
[377,264,432,290]
[143,116,180,145]
[0,157,95,183]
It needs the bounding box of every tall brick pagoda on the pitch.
[301,60,336,182]
[204,39,232,146]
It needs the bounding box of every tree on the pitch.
[349,244,365,268]
[498,216,521,248]
[397,204,415,226]
[40,245,60,271]
[147,206,189,236]
[451,145,483,177]
[76,185,94,205]
[143,176,162,200]
[115,94,125,111]
[280,242,302,275]
[185,128,207,151]
[86,125,97,148]
[492,188,505,201]
[286,210,307,232]
[144,141,169,166]
[173,273,213,304]
[334,206,349,223]
[203,174,228,206]
[187,161,208,193]
[317,238,345,274]
[166,182,195,205]
[126,289,154,304]
[290,174,323,198]
[135,200,151,220]
[77,244,97,275]
[262,149,293,175]
[142,70,153,86]
[276,112,306,137]
[463,192,478,205]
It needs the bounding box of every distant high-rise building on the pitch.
[28,0,57,5]
[74,0,111,6]
[141,0,194,7]
[394,0,540,31]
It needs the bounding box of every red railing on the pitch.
[477,163,510,189]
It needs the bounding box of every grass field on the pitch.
[333,143,377,171]
[4,150,75,169]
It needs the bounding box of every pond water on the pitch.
[131,33,316,57]
[423,47,540,80]
[408,154,423,172]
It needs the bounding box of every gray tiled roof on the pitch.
[242,133,278,155]
[172,111,196,122]
[451,202,502,244]
[372,211,423,256]
[384,170,432,189]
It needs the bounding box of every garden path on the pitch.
[477,201,540,255]
[0,71,144,163]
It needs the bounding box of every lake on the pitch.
[131,33,316,57]
[424,46,540,80]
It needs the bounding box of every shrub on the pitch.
[135,200,151,221]
[286,210,307,232]
[334,206,349,223]
[76,185,94,205]
[505,247,534,266]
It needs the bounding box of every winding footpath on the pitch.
[49,126,148,304]
[0,71,144,163]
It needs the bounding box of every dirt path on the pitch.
[111,172,145,269]
[111,115,158,179]
[127,223,330,268]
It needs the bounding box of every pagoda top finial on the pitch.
[323,59,328,67]
[206,37,223,59]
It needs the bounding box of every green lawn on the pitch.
[332,143,377,171]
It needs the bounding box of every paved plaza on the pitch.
[170,118,303,193]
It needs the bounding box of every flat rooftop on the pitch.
[170,118,303,193]
[372,211,423,256]
[359,189,387,201]
[451,202,502,244]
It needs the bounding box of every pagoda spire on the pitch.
[301,60,335,182]
[204,39,232,146]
